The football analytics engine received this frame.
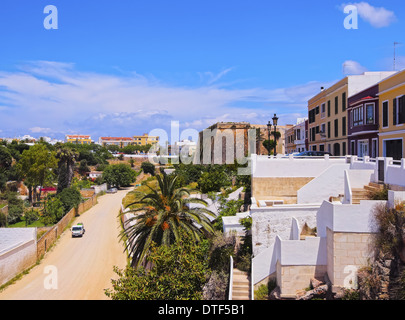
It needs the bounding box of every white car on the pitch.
[107,188,118,193]
[71,224,85,237]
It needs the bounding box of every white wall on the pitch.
[0,228,37,286]
[316,200,386,238]
[385,161,405,188]
[297,164,350,204]
[251,155,347,178]
[251,204,319,256]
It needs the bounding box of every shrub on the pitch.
[141,161,155,176]
[57,187,82,214]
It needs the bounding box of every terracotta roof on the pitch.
[100,137,133,141]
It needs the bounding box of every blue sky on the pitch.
[0,0,404,141]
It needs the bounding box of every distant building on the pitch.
[173,139,197,156]
[133,133,160,146]
[285,118,309,154]
[65,135,92,145]
[98,137,134,148]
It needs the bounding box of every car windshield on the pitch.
[72,227,82,231]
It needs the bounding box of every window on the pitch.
[393,96,405,125]
[315,106,320,114]
[365,103,375,124]
[342,142,346,156]
[342,92,346,111]
[342,92,346,112]
[327,122,331,138]
[334,119,339,138]
[309,109,316,124]
[382,101,389,128]
[353,105,364,126]
[342,117,346,136]
[327,100,331,117]
[335,96,339,114]
[321,103,326,118]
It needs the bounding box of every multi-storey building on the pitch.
[348,84,379,158]
[307,72,396,156]
[285,118,308,154]
[133,133,160,146]
[98,137,134,148]
[65,134,92,145]
[378,69,405,160]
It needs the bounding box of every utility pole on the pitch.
[394,42,401,71]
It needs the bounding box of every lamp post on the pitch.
[267,120,271,157]
[272,113,279,156]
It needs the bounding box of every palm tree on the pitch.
[55,145,79,193]
[121,173,216,268]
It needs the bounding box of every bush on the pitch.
[141,161,155,176]
[42,197,65,225]
[57,187,82,214]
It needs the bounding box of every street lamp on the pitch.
[267,120,272,157]
[272,114,279,156]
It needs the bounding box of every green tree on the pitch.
[197,169,231,194]
[42,196,65,225]
[0,145,13,169]
[141,161,155,176]
[17,144,58,204]
[262,139,276,155]
[6,191,24,224]
[56,146,79,193]
[122,173,215,268]
[57,187,82,214]
[105,232,210,300]
[102,163,136,188]
[78,159,90,176]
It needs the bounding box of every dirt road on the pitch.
[0,188,130,300]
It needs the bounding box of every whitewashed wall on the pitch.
[297,164,350,204]
[251,204,319,256]
[0,228,37,286]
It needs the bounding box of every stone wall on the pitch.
[277,261,327,298]
[327,228,373,287]
[252,177,313,204]
[37,195,97,259]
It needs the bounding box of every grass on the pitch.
[8,217,46,228]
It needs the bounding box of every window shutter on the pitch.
[399,96,405,124]
[393,98,397,125]
[383,101,388,127]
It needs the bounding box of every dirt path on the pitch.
[0,188,131,300]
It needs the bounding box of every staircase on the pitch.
[231,269,251,300]
[352,182,385,204]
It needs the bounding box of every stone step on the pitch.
[232,295,250,300]
[368,182,384,189]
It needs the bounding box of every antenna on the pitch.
[394,41,401,71]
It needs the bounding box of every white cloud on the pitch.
[342,60,368,75]
[0,61,327,139]
[29,127,53,134]
[341,2,397,28]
